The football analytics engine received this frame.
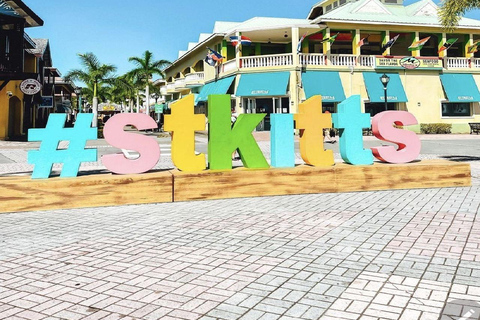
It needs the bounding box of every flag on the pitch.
[438,38,458,53]
[297,33,307,53]
[204,47,224,67]
[229,35,252,47]
[382,34,400,54]
[320,32,339,44]
[358,34,370,48]
[468,41,480,54]
[408,36,430,51]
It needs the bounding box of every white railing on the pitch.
[472,58,480,69]
[446,57,470,69]
[222,60,237,73]
[160,86,167,95]
[174,78,185,88]
[166,83,175,91]
[185,72,205,84]
[328,54,357,67]
[240,53,293,69]
[358,55,375,67]
[299,53,326,66]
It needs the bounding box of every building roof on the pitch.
[313,0,480,29]
[222,17,313,34]
[26,38,48,56]
[0,0,43,27]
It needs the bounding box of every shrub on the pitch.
[420,123,452,134]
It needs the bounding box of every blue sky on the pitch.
[26,0,480,79]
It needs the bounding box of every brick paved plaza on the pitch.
[0,136,479,319]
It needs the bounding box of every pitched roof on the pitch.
[314,0,480,29]
[0,0,43,27]
[26,38,48,56]
[223,17,313,33]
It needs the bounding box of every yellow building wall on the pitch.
[0,81,24,140]
[338,70,480,133]
[24,55,37,73]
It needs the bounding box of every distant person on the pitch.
[323,110,336,144]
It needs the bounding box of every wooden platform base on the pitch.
[0,160,471,214]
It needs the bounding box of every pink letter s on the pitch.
[101,114,160,174]
[371,111,421,164]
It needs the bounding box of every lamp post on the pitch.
[74,87,82,114]
[152,93,160,122]
[380,73,390,112]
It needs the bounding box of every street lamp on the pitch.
[380,73,390,111]
[152,93,159,104]
[74,87,83,113]
[152,93,160,123]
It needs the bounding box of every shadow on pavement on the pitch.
[441,155,480,162]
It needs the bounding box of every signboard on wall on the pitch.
[39,96,53,108]
[20,79,42,95]
[375,56,443,70]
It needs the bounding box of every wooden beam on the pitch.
[0,170,173,214]
[0,160,471,214]
[173,160,471,202]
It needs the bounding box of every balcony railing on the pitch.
[222,60,237,73]
[299,53,326,66]
[299,54,375,68]
[174,78,186,88]
[160,86,168,95]
[240,53,293,69]
[212,53,480,76]
[328,54,356,67]
[185,72,205,87]
[358,55,375,68]
[166,83,176,92]
[445,57,470,69]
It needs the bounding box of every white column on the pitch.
[292,27,299,67]
[145,84,150,115]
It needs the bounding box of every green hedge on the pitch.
[420,123,452,134]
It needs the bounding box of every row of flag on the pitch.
[205,33,477,67]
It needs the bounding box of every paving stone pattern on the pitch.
[1,137,480,319]
[0,187,479,319]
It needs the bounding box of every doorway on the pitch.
[8,96,22,139]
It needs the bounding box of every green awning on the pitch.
[302,71,346,102]
[197,76,235,102]
[236,72,290,97]
[440,73,480,102]
[363,72,408,103]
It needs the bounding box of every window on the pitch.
[334,1,338,8]
[323,103,336,113]
[326,4,332,12]
[364,102,396,117]
[339,0,346,4]
[442,102,471,117]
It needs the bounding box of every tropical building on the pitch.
[161,0,480,133]
[0,0,44,139]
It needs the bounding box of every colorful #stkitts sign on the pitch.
[27,94,421,179]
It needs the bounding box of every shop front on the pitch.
[236,72,290,131]
[301,71,346,113]
[363,72,408,117]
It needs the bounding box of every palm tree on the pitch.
[439,0,480,31]
[127,50,170,115]
[65,53,117,127]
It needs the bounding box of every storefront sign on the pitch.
[20,79,42,95]
[251,90,269,95]
[39,96,53,108]
[28,94,421,179]
[155,104,164,113]
[376,56,443,70]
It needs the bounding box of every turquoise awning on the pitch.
[302,71,346,102]
[440,73,480,102]
[197,76,235,102]
[363,72,408,103]
[236,72,290,97]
